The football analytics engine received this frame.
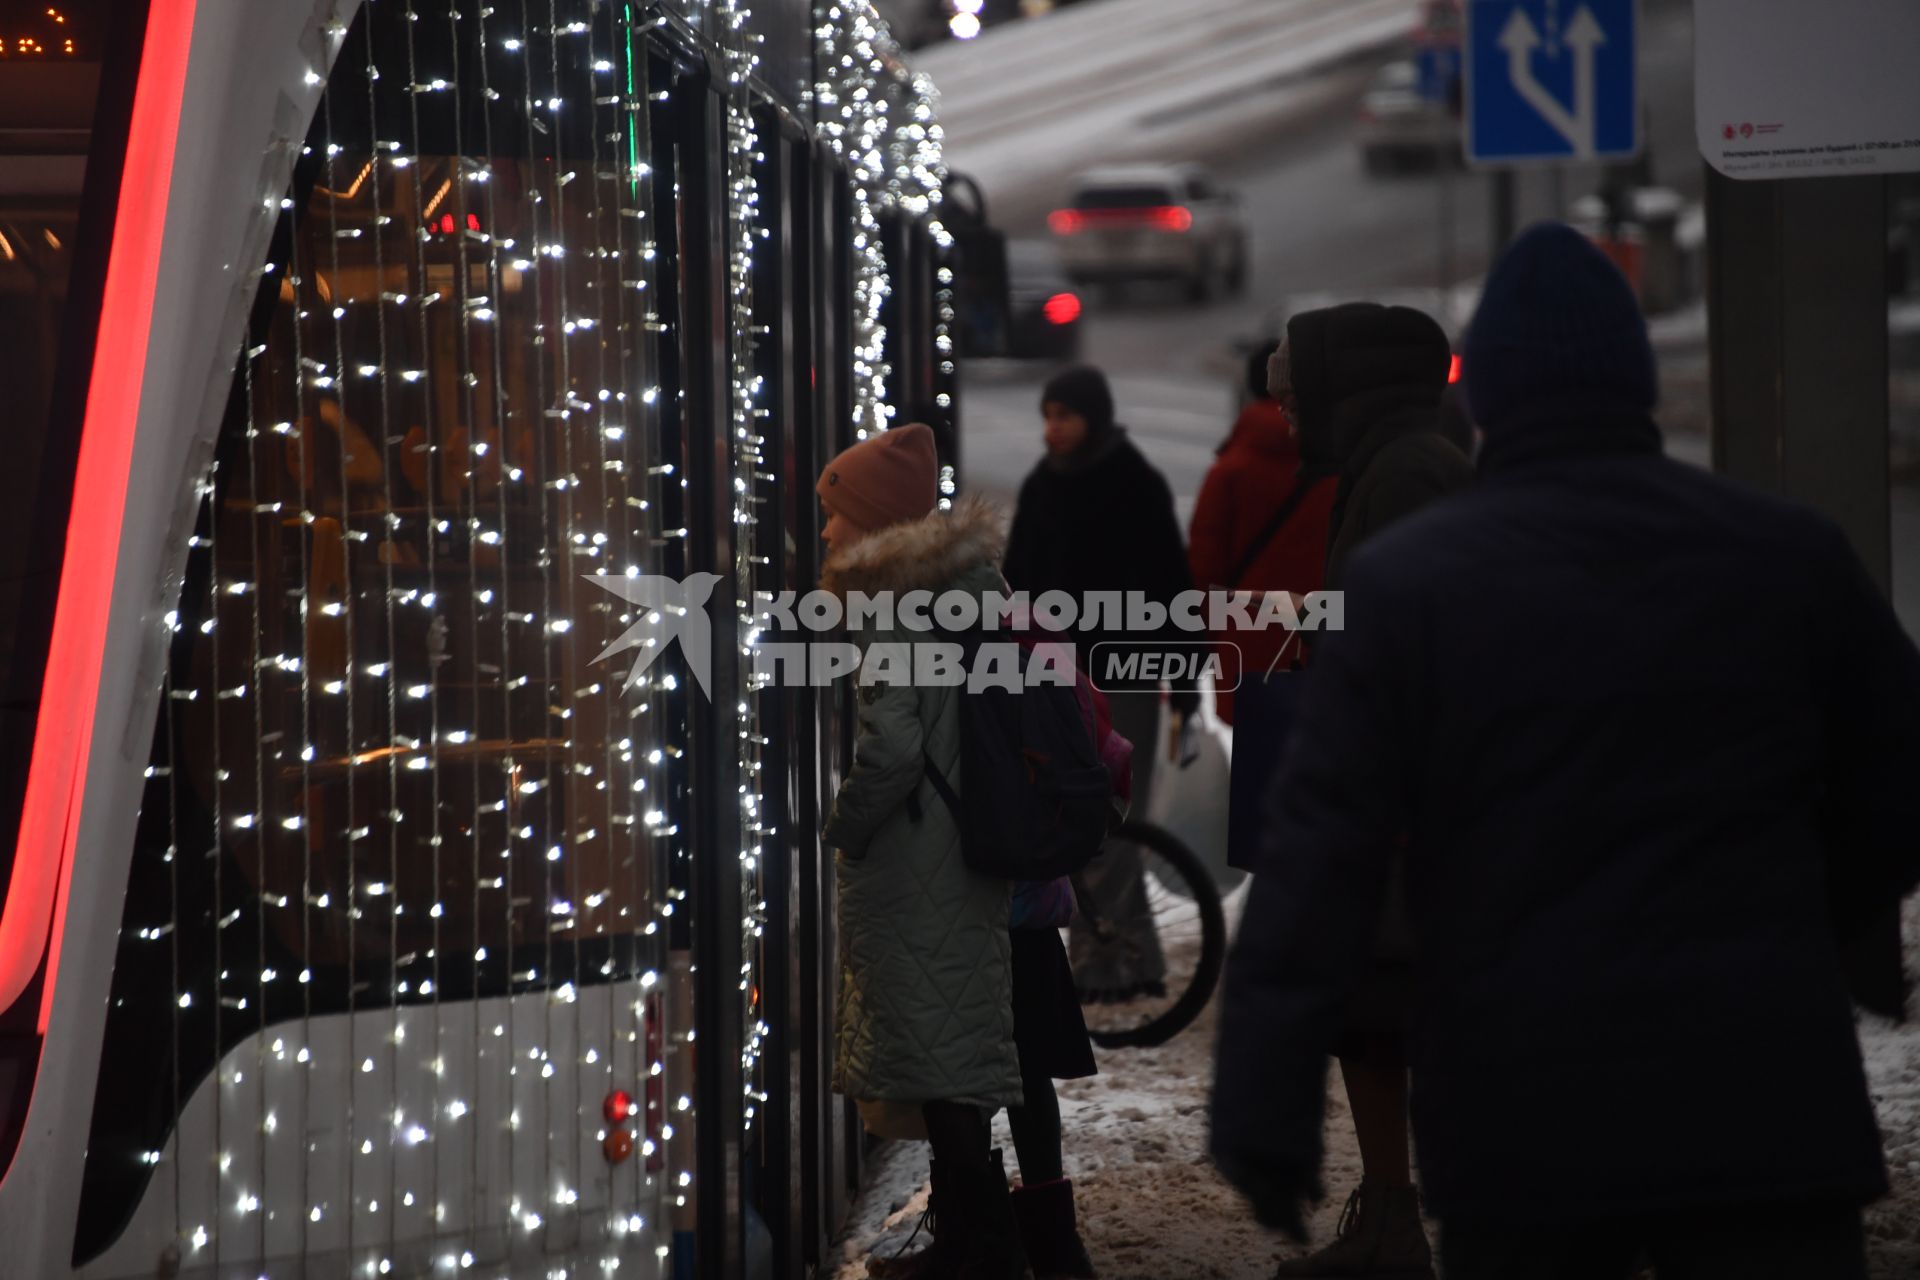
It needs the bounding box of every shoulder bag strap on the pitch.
[1225,467,1329,590]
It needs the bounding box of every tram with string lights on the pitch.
[0,2,954,1276]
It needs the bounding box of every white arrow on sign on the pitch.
[1499,3,1607,157]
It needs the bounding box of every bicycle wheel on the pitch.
[1070,820,1227,1049]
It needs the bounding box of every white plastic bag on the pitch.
[1146,718,1242,896]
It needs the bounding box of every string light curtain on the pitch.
[73,0,940,1276]
[895,67,959,505]
[714,0,775,1138]
[812,1,895,439]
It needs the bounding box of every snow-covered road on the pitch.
[915,0,1422,218]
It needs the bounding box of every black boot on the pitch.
[1010,1177,1097,1279]
[951,1149,1030,1280]
[866,1159,949,1279]
[919,1107,1031,1280]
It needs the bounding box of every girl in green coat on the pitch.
[817,424,1027,1279]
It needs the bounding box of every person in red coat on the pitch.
[1187,342,1338,724]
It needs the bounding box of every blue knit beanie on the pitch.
[1464,222,1656,434]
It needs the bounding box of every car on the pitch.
[1048,164,1248,303]
[1004,240,1084,360]
[945,172,1079,360]
[1356,59,1463,174]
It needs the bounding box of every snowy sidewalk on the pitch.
[830,993,1319,1280]
[831,903,1920,1279]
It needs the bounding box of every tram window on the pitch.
[191,141,669,973]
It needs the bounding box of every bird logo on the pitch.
[584,572,724,699]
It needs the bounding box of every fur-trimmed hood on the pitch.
[820,494,1006,600]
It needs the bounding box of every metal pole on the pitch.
[1705,161,1898,1018]
[1491,168,1518,257]
[1438,154,1457,325]
[1706,165,1890,584]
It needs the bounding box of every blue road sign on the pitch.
[1466,0,1639,164]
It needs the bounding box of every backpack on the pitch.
[913,632,1117,880]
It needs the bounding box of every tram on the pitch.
[0,1,955,1276]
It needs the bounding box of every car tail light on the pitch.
[1044,293,1082,326]
[1049,207,1190,234]
[1448,354,1462,384]
[1147,205,1193,232]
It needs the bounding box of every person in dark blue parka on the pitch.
[1211,223,1920,1280]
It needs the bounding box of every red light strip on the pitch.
[0,0,198,1027]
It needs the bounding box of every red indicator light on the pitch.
[604,1089,636,1124]
[1043,292,1082,326]
[1448,354,1462,384]
[1047,209,1083,236]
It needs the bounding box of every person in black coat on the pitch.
[1256,303,1470,1279]
[1212,223,1920,1279]
[1004,364,1200,1000]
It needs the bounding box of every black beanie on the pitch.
[1464,222,1656,434]
[1041,364,1115,433]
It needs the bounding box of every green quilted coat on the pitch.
[820,496,1023,1110]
